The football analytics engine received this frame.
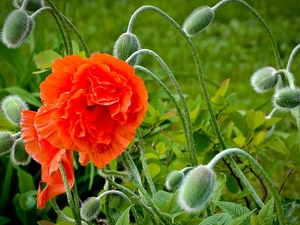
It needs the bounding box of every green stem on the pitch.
[274,69,295,89]
[287,44,300,71]
[126,5,263,208]
[212,0,283,70]
[134,65,189,157]
[104,181,115,225]
[105,176,158,225]
[50,199,77,225]
[128,49,198,167]
[136,129,157,195]
[207,148,288,225]
[58,162,82,225]
[121,151,171,225]
[61,15,91,57]
[44,0,73,55]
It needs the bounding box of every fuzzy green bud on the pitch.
[165,170,185,191]
[178,165,217,212]
[80,197,101,221]
[1,10,35,48]
[0,132,15,156]
[113,32,141,66]
[13,0,44,12]
[251,67,278,93]
[1,95,28,125]
[183,6,214,37]
[273,88,300,109]
[10,138,31,166]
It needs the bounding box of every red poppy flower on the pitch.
[22,53,148,169]
[21,110,74,209]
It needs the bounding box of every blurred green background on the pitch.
[1,0,300,112]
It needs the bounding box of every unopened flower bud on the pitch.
[1,95,28,125]
[13,0,44,12]
[273,88,300,109]
[0,132,15,156]
[113,32,141,66]
[1,10,35,48]
[251,67,278,93]
[165,170,184,191]
[80,197,101,221]
[183,6,214,37]
[10,138,31,166]
[178,165,217,212]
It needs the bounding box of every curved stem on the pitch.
[44,0,73,55]
[212,0,283,71]
[58,162,82,225]
[207,148,288,225]
[287,44,300,72]
[126,5,263,208]
[136,129,157,195]
[61,15,91,57]
[274,69,295,89]
[50,199,77,225]
[128,49,198,167]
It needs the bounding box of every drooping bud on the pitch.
[178,165,217,212]
[250,67,278,93]
[1,10,35,48]
[183,6,215,37]
[1,95,28,125]
[13,0,45,12]
[273,88,300,109]
[165,170,185,191]
[10,138,31,166]
[80,197,101,221]
[113,32,141,66]
[0,132,15,156]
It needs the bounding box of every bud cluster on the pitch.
[0,95,31,165]
[1,0,44,48]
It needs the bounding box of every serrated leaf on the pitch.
[258,198,274,225]
[115,206,132,225]
[228,210,255,225]
[199,213,232,225]
[214,201,251,219]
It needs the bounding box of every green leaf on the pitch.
[290,145,300,166]
[2,86,41,107]
[214,200,251,219]
[258,198,274,225]
[199,213,232,225]
[210,173,227,212]
[0,216,11,225]
[115,206,132,225]
[250,216,265,225]
[35,50,61,69]
[246,110,265,130]
[17,168,35,193]
[0,161,13,214]
[228,210,255,225]
[226,174,239,194]
[19,190,37,211]
[37,221,55,225]
[148,163,161,178]
[229,111,249,137]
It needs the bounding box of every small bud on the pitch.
[10,138,31,165]
[165,170,184,191]
[0,132,15,156]
[1,95,28,125]
[250,67,278,93]
[273,88,300,109]
[1,10,35,48]
[113,32,141,66]
[183,6,215,37]
[80,197,101,221]
[13,0,44,12]
[178,165,217,212]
